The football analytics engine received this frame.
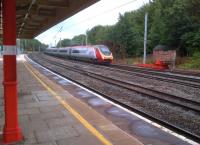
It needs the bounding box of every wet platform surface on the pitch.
[0,55,142,145]
[0,55,198,145]
[26,55,197,145]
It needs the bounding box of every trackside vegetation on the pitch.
[179,52,200,69]
[58,0,200,58]
[18,0,200,69]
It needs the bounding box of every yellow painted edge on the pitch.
[24,62,112,145]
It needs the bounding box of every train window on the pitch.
[78,48,87,53]
[98,46,111,55]
[53,50,57,52]
[59,50,68,53]
[72,50,79,53]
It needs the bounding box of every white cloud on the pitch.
[36,0,149,45]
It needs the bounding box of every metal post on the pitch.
[86,33,88,46]
[143,13,148,64]
[24,39,26,53]
[33,42,35,52]
[39,45,41,52]
[2,0,23,143]
[18,39,20,54]
[59,38,61,47]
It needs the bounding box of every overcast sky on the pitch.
[35,0,149,46]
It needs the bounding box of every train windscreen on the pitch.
[99,46,111,55]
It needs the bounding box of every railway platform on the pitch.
[0,55,198,145]
[0,55,142,145]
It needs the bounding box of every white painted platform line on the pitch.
[25,55,199,145]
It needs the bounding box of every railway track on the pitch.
[111,64,200,84]
[170,69,200,77]
[113,63,200,77]
[114,64,200,77]
[29,54,200,143]
[44,54,200,88]
[31,55,200,112]
[94,63,200,88]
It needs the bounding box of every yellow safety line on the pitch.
[24,62,112,145]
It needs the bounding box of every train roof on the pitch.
[94,45,108,48]
[73,45,94,48]
[47,45,94,50]
[46,44,109,50]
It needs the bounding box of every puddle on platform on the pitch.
[107,106,131,117]
[132,122,159,137]
[42,70,52,76]
[77,90,93,98]
[53,76,60,80]
[58,80,70,86]
[107,106,140,121]
[88,97,109,107]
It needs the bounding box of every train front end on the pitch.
[95,45,113,64]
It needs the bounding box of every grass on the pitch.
[113,55,154,65]
[178,52,200,70]
[113,52,200,70]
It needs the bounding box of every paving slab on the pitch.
[0,60,103,145]
[0,57,143,145]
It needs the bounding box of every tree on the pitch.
[19,39,48,52]
[87,25,112,44]
[55,0,200,57]
[71,34,86,45]
[56,39,71,47]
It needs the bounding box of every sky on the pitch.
[35,0,149,46]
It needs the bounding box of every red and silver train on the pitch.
[45,45,113,64]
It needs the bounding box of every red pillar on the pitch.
[2,0,23,143]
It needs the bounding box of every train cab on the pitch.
[95,45,113,64]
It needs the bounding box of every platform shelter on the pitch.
[0,0,98,143]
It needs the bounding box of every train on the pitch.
[45,45,113,64]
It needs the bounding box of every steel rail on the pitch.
[111,64,200,83]
[113,63,200,77]
[34,55,200,113]
[43,54,200,88]
[28,55,200,143]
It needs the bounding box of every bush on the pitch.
[180,52,200,69]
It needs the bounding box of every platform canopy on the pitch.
[0,0,98,39]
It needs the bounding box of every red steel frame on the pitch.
[2,0,23,143]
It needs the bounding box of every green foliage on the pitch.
[56,34,86,47]
[19,39,48,52]
[180,52,200,69]
[180,29,200,56]
[56,0,200,58]
[71,34,86,45]
[57,39,71,47]
[87,25,111,44]
[149,0,200,56]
